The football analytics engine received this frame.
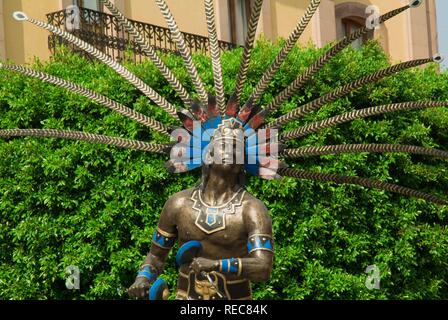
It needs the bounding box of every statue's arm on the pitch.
[128,195,178,298]
[237,199,274,282]
[142,195,178,275]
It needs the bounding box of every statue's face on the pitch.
[208,127,244,174]
[194,277,218,300]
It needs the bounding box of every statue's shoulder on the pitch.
[241,190,268,215]
[241,190,271,232]
[163,187,196,210]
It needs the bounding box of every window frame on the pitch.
[335,2,375,49]
[228,0,253,44]
[72,0,102,12]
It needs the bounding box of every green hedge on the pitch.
[0,40,447,300]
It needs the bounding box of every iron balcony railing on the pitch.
[47,7,238,63]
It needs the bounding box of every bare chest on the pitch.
[176,201,247,250]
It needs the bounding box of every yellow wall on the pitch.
[125,0,208,37]
[0,0,439,65]
[268,0,313,43]
[333,0,437,62]
[3,0,61,64]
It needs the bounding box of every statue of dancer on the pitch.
[128,120,274,300]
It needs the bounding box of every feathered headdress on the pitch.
[1,0,447,205]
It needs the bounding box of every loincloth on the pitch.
[176,270,252,300]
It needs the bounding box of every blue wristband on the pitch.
[219,258,241,276]
[137,266,157,282]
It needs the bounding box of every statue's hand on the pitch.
[190,257,219,275]
[127,277,151,298]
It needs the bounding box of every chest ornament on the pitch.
[191,188,245,234]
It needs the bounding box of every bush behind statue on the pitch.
[0,40,447,299]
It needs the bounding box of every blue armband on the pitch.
[152,227,177,249]
[247,234,274,254]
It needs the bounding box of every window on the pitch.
[342,17,370,49]
[228,0,253,44]
[71,0,102,25]
[73,0,101,11]
[335,3,374,50]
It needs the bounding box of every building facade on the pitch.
[0,0,439,64]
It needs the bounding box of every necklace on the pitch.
[191,187,246,234]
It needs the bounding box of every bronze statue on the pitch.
[128,119,274,300]
[1,0,447,300]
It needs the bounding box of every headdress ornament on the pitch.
[0,0,446,204]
